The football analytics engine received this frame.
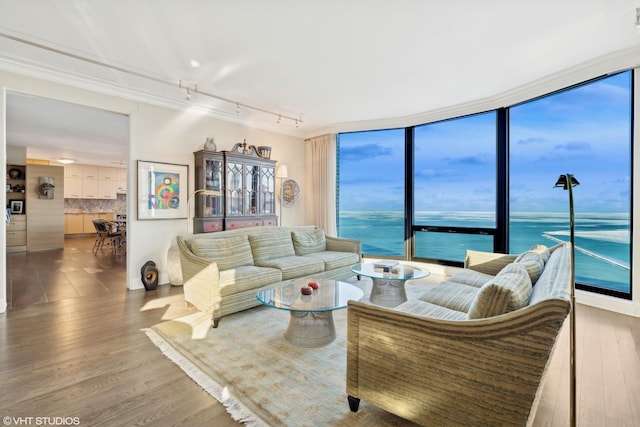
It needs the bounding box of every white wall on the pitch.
[0,69,306,308]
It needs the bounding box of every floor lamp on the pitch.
[554,173,579,427]
[276,164,288,226]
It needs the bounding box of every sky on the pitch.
[338,70,632,214]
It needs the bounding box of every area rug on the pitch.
[144,276,439,426]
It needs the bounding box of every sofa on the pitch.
[177,225,361,327]
[347,243,572,426]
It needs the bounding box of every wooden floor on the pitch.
[1,237,639,426]
[2,237,239,426]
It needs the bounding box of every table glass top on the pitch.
[351,262,429,281]
[256,279,364,313]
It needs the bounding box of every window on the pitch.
[337,129,405,256]
[509,72,632,296]
[337,70,633,298]
[413,112,497,262]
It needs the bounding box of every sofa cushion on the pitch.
[418,281,480,313]
[467,263,532,319]
[219,265,282,296]
[514,251,545,284]
[302,251,359,270]
[448,269,495,288]
[464,250,517,275]
[256,256,325,280]
[292,229,327,255]
[190,235,254,271]
[395,299,467,321]
[249,231,296,263]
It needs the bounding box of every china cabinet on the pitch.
[193,145,277,233]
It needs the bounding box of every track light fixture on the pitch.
[179,80,197,101]
[0,32,304,127]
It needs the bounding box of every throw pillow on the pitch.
[514,251,545,284]
[291,229,327,255]
[190,235,254,271]
[467,263,532,319]
[527,244,551,263]
[249,231,296,263]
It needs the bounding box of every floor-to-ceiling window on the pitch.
[337,69,632,298]
[413,112,497,262]
[337,129,405,256]
[510,71,632,296]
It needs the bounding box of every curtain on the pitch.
[307,134,337,236]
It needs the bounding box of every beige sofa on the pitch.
[347,243,572,426]
[177,225,361,327]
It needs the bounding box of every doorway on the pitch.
[4,92,130,309]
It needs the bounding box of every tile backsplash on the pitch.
[64,194,127,215]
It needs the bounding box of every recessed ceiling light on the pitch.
[56,158,75,164]
[190,59,201,68]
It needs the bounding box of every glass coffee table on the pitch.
[351,262,429,307]
[256,278,363,348]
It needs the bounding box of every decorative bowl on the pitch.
[8,168,21,179]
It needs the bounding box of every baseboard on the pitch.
[576,290,639,317]
[0,298,7,313]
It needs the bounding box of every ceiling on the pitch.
[1,1,639,166]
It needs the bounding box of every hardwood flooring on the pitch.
[2,237,238,426]
[2,237,639,426]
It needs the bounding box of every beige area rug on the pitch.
[144,274,441,426]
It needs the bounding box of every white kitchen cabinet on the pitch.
[64,164,125,199]
[98,166,117,180]
[116,168,127,194]
[64,178,83,199]
[65,164,83,179]
[83,165,98,180]
[82,179,98,198]
[98,180,117,199]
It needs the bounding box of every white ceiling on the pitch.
[1,1,639,166]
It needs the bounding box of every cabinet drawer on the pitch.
[225,220,262,230]
[7,216,26,231]
[263,218,278,226]
[6,230,26,246]
[202,221,224,232]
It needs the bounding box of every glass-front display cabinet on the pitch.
[193,145,277,233]
[193,150,225,232]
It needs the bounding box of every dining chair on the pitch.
[92,218,123,256]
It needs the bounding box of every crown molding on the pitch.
[1,43,639,141]
[0,54,307,139]
[306,44,640,138]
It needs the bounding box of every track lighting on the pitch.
[0,32,304,127]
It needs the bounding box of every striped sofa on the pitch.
[347,243,572,426]
[177,225,361,327]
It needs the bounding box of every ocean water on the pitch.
[338,211,630,294]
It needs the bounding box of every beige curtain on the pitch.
[307,134,337,236]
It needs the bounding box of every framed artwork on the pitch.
[137,160,189,220]
[9,200,24,214]
[281,179,300,207]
